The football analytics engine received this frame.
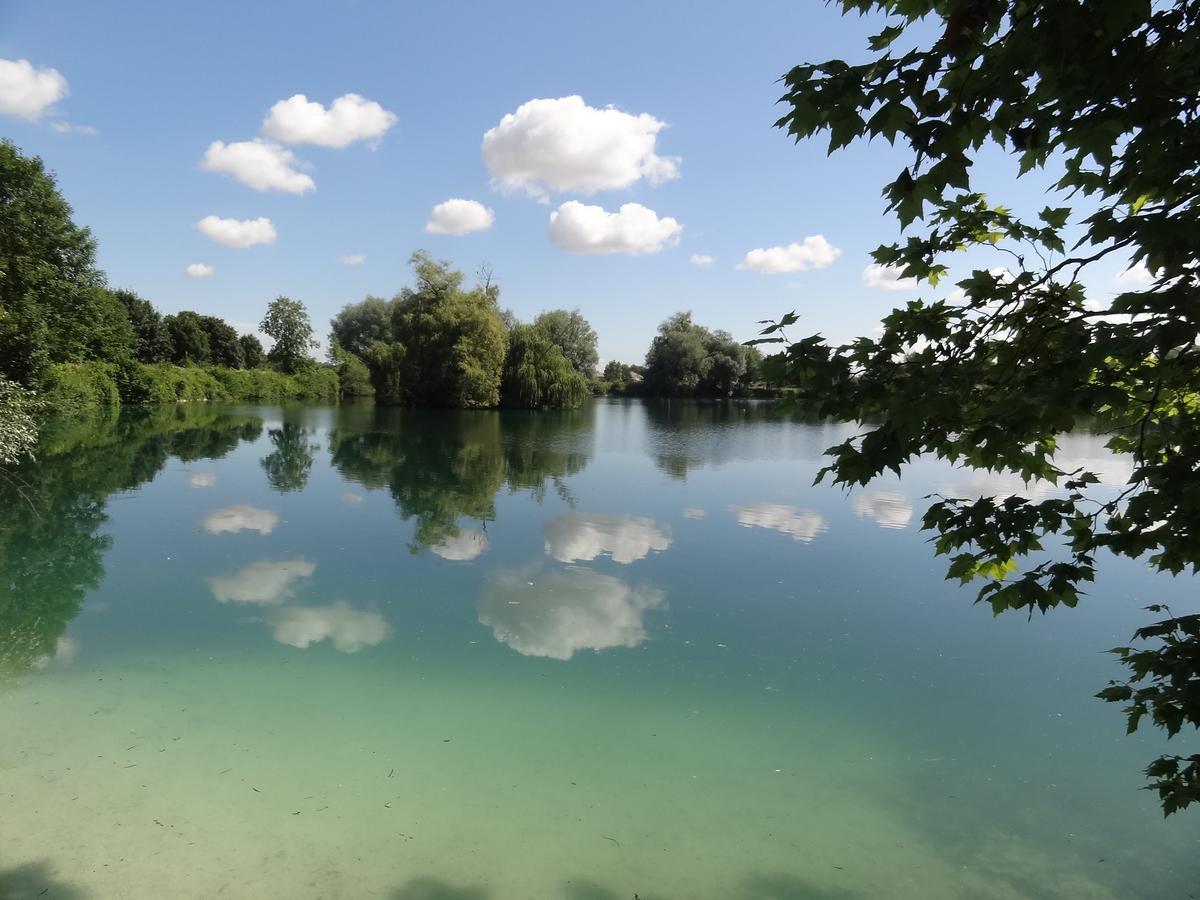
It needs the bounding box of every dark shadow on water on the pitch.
[388,873,860,900]
[390,877,489,900]
[740,873,865,900]
[562,880,671,900]
[0,861,88,898]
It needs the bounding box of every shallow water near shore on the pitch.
[1,400,1196,899]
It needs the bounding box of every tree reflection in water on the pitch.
[0,405,262,679]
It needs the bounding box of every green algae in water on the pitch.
[0,401,1196,899]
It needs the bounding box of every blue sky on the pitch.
[0,0,1144,364]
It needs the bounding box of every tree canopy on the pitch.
[761,0,1200,814]
[360,252,508,408]
[330,295,395,356]
[501,323,590,409]
[643,312,760,397]
[262,296,318,374]
[164,312,211,365]
[0,140,134,385]
[533,308,599,379]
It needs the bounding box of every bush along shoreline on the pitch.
[39,361,340,413]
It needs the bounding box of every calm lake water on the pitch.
[1,400,1196,899]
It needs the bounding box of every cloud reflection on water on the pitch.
[852,491,914,529]
[207,559,316,605]
[201,504,279,535]
[732,503,828,543]
[267,601,392,652]
[478,566,666,660]
[543,514,671,564]
[431,528,489,561]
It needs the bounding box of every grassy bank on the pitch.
[40,362,340,412]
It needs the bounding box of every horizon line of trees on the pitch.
[2,134,768,431]
[329,256,765,409]
[0,138,329,389]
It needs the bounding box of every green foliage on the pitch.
[290,365,340,400]
[113,289,172,363]
[40,363,121,412]
[239,333,265,369]
[331,343,374,397]
[0,376,38,465]
[367,252,507,408]
[330,295,395,356]
[199,315,244,369]
[261,296,317,374]
[501,323,590,409]
[164,311,211,365]
[0,139,129,386]
[766,0,1200,813]
[91,362,340,406]
[532,308,599,378]
[364,341,406,402]
[643,312,758,397]
[603,360,632,385]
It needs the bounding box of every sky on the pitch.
[0,0,1148,364]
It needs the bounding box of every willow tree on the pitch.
[501,324,590,409]
[760,0,1199,813]
[368,252,507,408]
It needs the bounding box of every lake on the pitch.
[1,400,1196,899]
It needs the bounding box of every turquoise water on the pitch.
[1,401,1196,899]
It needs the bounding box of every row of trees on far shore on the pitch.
[1,134,765,426]
[330,254,763,409]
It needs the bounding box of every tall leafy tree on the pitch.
[199,315,244,369]
[239,333,265,369]
[330,342,374,397]
[329,295,395,356]
[501,323,590,409]
[369,252,507,408]
[533,308,599,379]
[113,289,172,363]
[0,140,134,385]
[761,0,1200,813]
[261,296,317,374]
[164,312,210,365]
[643,312,757,397]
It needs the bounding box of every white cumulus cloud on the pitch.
[200,139,314,194]
[862,263,917,290]
[262,93,397,148]
[48,121,98,136]
[478,566,666,660]
[689,254,714,267]
[738,236,841,274]
[1115,261,1160,286]
[267,601,392,652]
[201,503,279,535]
[340,254,366,266]
[732,503,828,543]
[543,514,671,564]
[482,95,680,199]
[208,558,316,605]
[0,58,67,121]
[549,201,681,255]
[425,198,495,235]
[186,263,214,278]
[189,472,217,487]
[196,215,277,249]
